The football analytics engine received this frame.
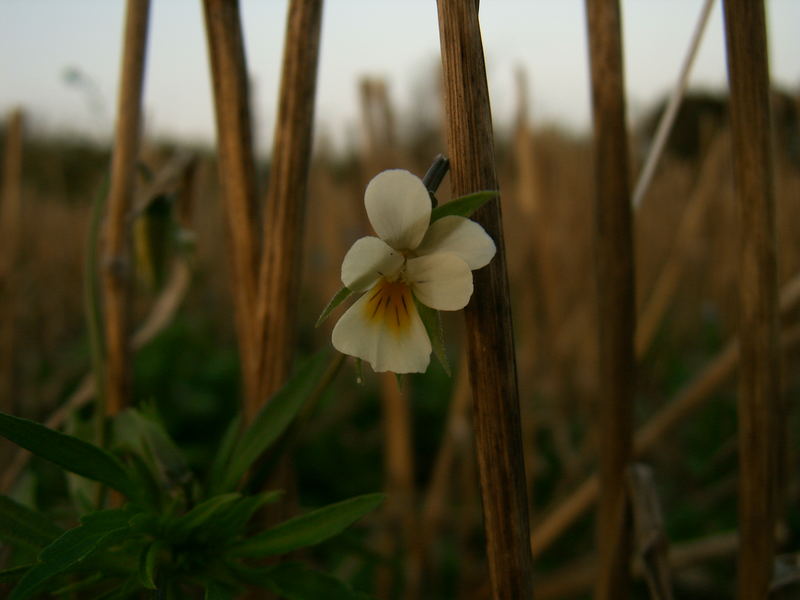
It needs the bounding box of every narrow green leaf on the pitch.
[229,493,384,558]
[205,582,235,600]
[414,301,451,376]
[0,413,139,501]
[212,350,331,494]
[169,493,241,539]
[247,562,374,600]
[429,190,498,223]
[316,286,354,327]
[206,413,242,494]
[11,509,132,600]
[205,491,283,541]
[138,540,165,590]
[0,565,31,584]
[0,496,63,550]
[113,408,191,490]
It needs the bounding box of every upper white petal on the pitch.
[415,216,496,270]
[365,170,431,250]
[406,253,473,311]
[341,236,404,292]
[332,290,431,373]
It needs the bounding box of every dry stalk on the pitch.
[530,305,800,559]
[0,109,24,417]
[585,0,635,596]
[202,0,261,415]
[635,132,730,359]
[536,530,741,599]
[102,0,151,417]
[722,2,781,596]
[255,0,323,405]
[436,1,534,596]
[627,464,674,600]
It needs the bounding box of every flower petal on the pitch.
[407,253,473,311]
[365,170,431,250]
[341,236,404,292]
[332,283,431,373]
[415,216,496,270]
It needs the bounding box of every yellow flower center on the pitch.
[363,277,415,335]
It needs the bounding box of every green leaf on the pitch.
[205,581,235,600]
[430,190,498,223]
[169,493,241,539]
[113,408,191,490]
[0,565,31,584]
[0,413,139,502]
[228,493,384,558]
[205,491,283,542]
[10,509,132,600]
[211,350,331,494]
[206,413,242,494]
[138,540,165,590]
[241,562,374,600]
[0,496,63,550]
[415,301,451,376]
[316,286,354,327]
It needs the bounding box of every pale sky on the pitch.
[1,0,798,154]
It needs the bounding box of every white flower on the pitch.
[331,169,496,373]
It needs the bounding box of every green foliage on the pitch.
[0,496,62,551]
[0,349,379,599]
[229,493,384,558]
[208,350,331,495]
[0,413,140,502]
[429,190,498,223]
[415,300,451,376]
[317,286,355,327]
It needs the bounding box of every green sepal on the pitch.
[430,190,498,223]
[414,300,451,376]
[316,286,354,327]
[227,493,384,558]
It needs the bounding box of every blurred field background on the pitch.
[2,2,800,599]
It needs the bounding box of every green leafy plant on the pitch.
[0,351,383,599]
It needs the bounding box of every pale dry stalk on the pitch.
[635,132,730,359]
[722,1,781,597]
[201,0,261,415]
[0,108,24,475]
[530,297,800,559]
[585,0,635,597]
[436,1,534,596]
[255,0,322,406]
[102,0,151,417]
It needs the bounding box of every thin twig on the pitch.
[722,1,781,596]
[436,1,534,596]
[102,0,151,417]
[632,0,716,209]
[585,0,635,596]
